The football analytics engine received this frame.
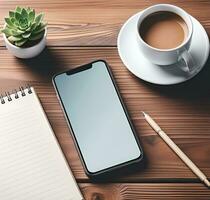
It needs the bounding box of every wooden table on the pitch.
[1,0,210,199]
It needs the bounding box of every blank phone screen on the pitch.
[54,61,141,173]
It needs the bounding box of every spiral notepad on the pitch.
[0,86,83,200]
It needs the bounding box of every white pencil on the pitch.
[142,111,210,188]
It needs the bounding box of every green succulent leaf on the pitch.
[32,22,46,34]
[8,35,23,42]
[16,29,25,34]
[25,22,36,31]
[19,18,28,28]
[9,11,15,18]
[27,20,31,27]
[2,6,46,47]
[14,21,19,26]
[15,6,22,13]
[15,12,22,21]
[1,28,13,36]
[29,30,44,41]
[11,29,24,36]
[26,7,31,13]
[11,17,15,23]
[22,31,31,38]
[15,38,28,47]
[5,18,15,28]
[29,10,35,22]
[35,13,44,25]
[21,8,28,18]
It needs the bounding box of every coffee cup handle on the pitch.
[179,49,196,74]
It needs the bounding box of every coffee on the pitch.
[139,11,188,49]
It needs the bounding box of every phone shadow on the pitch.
[89,156,148,183]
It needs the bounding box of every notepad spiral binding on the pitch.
[0,85,32,104]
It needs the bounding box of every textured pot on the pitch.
[3,27,47,59]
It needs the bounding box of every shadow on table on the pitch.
[136,54,210,100]
[16,47,68,81]
[89,156,148,183]
[15,46,210,182]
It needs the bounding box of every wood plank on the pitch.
[0,0,210,46]
[0,47,210,182]
[79,183,210,200]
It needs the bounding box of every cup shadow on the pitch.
[135,54,210,100]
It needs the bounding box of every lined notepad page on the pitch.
[0,87,83,200]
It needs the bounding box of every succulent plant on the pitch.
[1,6,46,47]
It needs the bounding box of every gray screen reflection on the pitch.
[55,61,141,173]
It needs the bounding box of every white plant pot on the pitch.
[3,27,47,59]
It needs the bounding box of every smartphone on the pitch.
[52,60,143,177]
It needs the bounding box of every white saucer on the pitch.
[117,12,210,85]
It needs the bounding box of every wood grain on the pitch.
[79,183,210,200]
[1,1,210,198]
[0,47,210,182]
[0,0,210,46]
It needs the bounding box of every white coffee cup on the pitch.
[136,4,195,73]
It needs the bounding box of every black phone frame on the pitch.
[52,60,144,177]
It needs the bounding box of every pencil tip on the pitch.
[204,179,210,188]
[141,111,146,117]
